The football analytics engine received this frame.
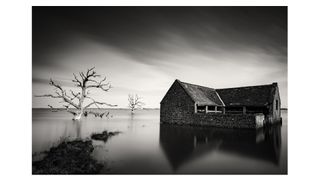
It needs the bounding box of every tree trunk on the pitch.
[73,109,84,121]
[73,88,86,121]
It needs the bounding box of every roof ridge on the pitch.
[216,83,275,90]
[215,91,225,106]
[179,80,216,91]
[177,80,225,106]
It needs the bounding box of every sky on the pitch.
[32,6,287,108]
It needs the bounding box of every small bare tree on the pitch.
[128,94,144,114]
[36,67,116,120]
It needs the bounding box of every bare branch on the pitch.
[87,76,111,92]
[80,72,86,81]
[69,90,81,101]
[47,105,76,116]
[128,94,145,112]
[37,79,79,109]
[72,73,82,87]
[84,110,110,118]
[85,97,117,109]
[35,94,60,98]
[47,105,58,112]
[87,79,99,84]
[49,79,63,91]
[36,68,116,120]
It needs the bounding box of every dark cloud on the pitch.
[33,6,287,68]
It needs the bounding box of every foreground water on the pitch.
[32,109,287,174]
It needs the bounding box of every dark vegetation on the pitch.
[33,130,121,174]
[83,110,110,118]
[91,130,121,142]
[32,140,103,174]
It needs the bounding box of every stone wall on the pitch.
[161,113,259,129]
[270,83,282,124]
[160,80,264,129]
[160,80,195,124]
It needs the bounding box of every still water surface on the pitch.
[32,109,287,174]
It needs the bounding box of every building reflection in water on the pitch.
[159,124,282,171]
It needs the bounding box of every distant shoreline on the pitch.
[32,108,160,110]
[33,107,285,111]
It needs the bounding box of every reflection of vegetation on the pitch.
[91,131,121,142]
[32,139,103,174]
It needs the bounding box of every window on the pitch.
[197,106,206,113]
[207,106,215,111]
[207,106,222,113]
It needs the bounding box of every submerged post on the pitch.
[193,136,197,148]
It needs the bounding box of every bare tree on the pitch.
[36,67,116,120]
[128,94,144,114]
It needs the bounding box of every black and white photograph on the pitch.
[31,6,288,174]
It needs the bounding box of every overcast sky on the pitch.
[32,6,287,108]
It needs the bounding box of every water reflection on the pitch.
[159,124,282,171]
[33,109,286,174]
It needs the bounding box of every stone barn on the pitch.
[160,80,281,128]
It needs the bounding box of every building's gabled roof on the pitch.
[216,83,277,107]
[177,80,225,106]
[162,79,278,107]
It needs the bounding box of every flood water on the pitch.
[32,109,287,174]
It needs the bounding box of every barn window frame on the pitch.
[207,105,222,113]
[195,104,224,114]
[196,105,206,113]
